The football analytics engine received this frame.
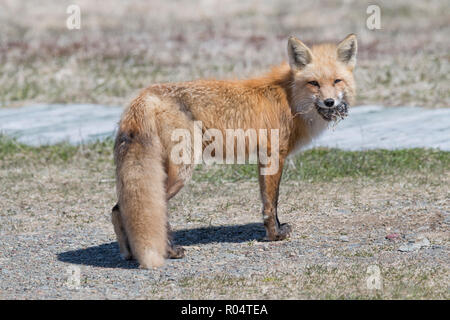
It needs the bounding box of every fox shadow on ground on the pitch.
[57,222,265,269]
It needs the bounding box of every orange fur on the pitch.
[112,34,357,268]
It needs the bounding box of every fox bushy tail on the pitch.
[114,106,167,268]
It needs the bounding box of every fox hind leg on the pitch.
[111,203,133,260]
[166,222,185,259]
[164,162,190,258]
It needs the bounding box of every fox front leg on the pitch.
[258,158,291,241]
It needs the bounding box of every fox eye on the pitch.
[334,79,342,84]
[308,81,320,87]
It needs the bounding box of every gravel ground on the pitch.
[1,157,448,299]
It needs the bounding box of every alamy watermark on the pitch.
[366,265,383,290]
[170,121,280,175]
[366,5,381,30]
[66,4,81,30]
[65,265,81,290]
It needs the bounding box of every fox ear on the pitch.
[287,36,313,71]
[337,34,357,69]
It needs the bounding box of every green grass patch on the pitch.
[1,135,448,181]
[0,134,114,165]
[284,148,449,182]
[194,148,449,182]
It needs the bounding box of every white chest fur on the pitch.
[288,108,329,157]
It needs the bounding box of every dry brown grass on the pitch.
[0,0,449,107]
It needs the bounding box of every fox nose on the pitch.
[324,98,335,107]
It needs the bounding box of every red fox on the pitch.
[111,34,357,268]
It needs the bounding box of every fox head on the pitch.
[287,34,357,122]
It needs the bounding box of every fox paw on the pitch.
[167,245,185,259]
[120,251,133,261]
[264,223,292,241]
